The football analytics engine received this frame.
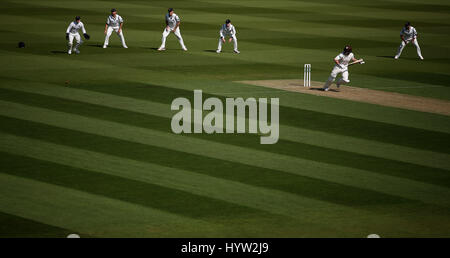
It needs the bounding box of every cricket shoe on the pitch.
[182,47,188,51]
[216,50,221,53]
[419,56,424,60]
[157,47,165,51]
[68,50,72,55]
[123,45,128,49]
[394,55,399,59]
[103,45,107,49]
[323,88,329,92]
[234,50,240,54]
[74,49,80,54]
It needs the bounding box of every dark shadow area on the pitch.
[309,87,338,92]
[86,44,103,48]
[377,55,395,59]
[50,50,67,54]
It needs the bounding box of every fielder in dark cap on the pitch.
[65,16,89,54]
[103,8,128,48]
[217,19,239,53]
[395,22,423,60]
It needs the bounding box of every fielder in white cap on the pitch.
[103,8,128,48]
[158,8,187,51]
[216,19,240,54]
[323,45,360,91]
[395,22,423,60]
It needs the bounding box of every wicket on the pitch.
[304,64,311,87]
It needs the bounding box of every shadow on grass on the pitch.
[377,55,395,59]
[50,50,67,54]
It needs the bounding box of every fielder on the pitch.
[66,16,90,55]
[158,8,187,51]
[323,45,360,91]
[216,19,240,54]
[395,22,423,60]
[103,8,128,48]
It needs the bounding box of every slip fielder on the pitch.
[66,16,90,55]
[103,8,128,48]
[158,8,187,51]
[216,19,240,54]
[395,22,423,60]
[323,45,360,91]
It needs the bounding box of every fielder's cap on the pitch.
[75,16,81,20]
[405,21,411,27]
[168,8,174,13]
[111,8,117,12]
[18,42,25,48]
[225,19,231,24]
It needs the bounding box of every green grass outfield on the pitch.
[1,0,450,237]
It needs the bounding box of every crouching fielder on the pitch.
[158,8,187,51]
[323,45,358,91]
[66,16,90,55]
[217,19,240,54]
[395,22,423,60]
[103,8,128,48]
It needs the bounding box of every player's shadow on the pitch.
[377,55,395,59]
[50,50,67,54]
[87,44,104,48]
[204,50,217,53]
[310,87,339,92]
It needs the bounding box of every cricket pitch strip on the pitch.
[237,79,450,116]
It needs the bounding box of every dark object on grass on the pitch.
[18,42,25,48]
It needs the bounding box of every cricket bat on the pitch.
[348,59,365,66]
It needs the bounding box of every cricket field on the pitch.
[1,0,450,237]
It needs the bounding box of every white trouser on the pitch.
[324,66,349,89]
[396,38,423,58]
[217,35,238,51]
[160,27,186,49]
[68,33,81,51]
[104,26,127,47]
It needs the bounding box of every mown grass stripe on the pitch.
[0,211,75,238]
[1,90,449,189]
[0,103,449,208]
[2,81,449,171]
[3,134,449,237]
[1,86,449,156]
[0,117,410,207]
[0,152,279,223]
[0,173,224,237]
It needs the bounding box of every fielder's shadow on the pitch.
[87,44,104,48]
[50,50,67,54]
[309,87,340,92]
[204,50,217,53]
[377,55,395,59]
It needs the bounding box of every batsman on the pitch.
[323,45,363,91]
